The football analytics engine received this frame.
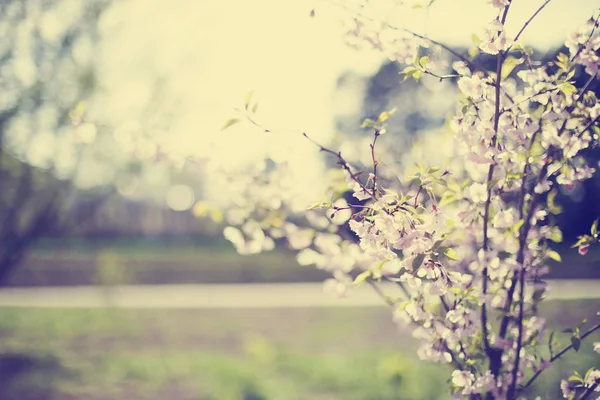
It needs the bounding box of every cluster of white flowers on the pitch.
[220,2,600,398]
[566,17,600,78]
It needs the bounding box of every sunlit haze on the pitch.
[84,0,598,207]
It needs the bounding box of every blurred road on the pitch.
[0,280,597,308]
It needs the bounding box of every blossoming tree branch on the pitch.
[221,0,600,398]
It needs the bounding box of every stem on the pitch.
[302,132,376,199]
[370,130,380,195]
[482,6,514,395]
[368,280,395,306]
[509,0,553,50]
[414,186,423,208]
[401,28,477,71]
[579,115,600,137]
[422,70,461,82]
[579,383,599,400]
[519,322,600,391]
[506,261,527,398]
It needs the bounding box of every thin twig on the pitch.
[422,70,461,82]
[367,280,394,306]
[303,132,376,199]
[579,383,600,400]
[519,322,600,391]
[370,130,380,195]
[579,115,600,137]
[510,0,553,49]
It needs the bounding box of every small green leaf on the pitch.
[245,90,254,110]
[471,34,481,44]
[548,227,563,243]
[377,108,397,124]
[419,56,429,69]
[547,189,563,215]
[222,118,241,131]
[502,56,523,80]
[532,289,545,302]
[412,253,426,270]
[252,103,259,114]
[560,83,577,98]
[511,219,525,235]
[556,53,570,71]
[546,250,562,263]
[353,270,372,285]
[360,118,375,129]
[441,247,460,261]
[439,192,457,207]
[591,219,599,237]
[571,335,581,352]
[307,201,323,210]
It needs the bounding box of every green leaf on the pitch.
[548,227,563,243]
[377,108,397,124]
[556,53,570,71]
[571,335,581,352]
[547,189,563,215]
[412,253,426,270]
[360,118,375,129]
[307,201,324,210]
[560,82,577,98]
[441,247,460,261]
[511,219,525,235]
[353,270,372,285]
[222,118,241,131]
[471,34,481,44]
[419,56,429,69]
[402,66,419,82]
[252,103,259,114]
[546,249,562,263]
[532,289,545,302]
[245,90,254,110]
[591,219,599,237]
[439,191,457,207]
[502,56,523,80]
[487,178,499,190]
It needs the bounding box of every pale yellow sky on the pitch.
[84,0,598,207]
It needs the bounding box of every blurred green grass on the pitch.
[12,237,600,286]
[0,300,598,399]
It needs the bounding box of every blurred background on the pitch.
[0,0,599,399]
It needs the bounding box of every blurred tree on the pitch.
[0,0,114,285]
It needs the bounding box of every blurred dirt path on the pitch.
[0,280,597,308]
